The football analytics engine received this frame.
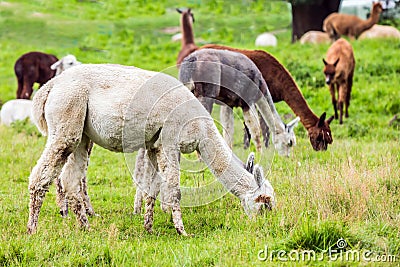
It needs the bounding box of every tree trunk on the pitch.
[290,0,341,43]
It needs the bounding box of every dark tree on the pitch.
[288,0,342,43]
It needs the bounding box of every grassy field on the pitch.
[0,0,399,266]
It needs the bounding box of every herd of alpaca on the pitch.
[1,5,393,235]
[323,2,383,41]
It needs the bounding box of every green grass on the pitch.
[0,1,399,266]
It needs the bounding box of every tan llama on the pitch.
[323,2,383,41]
[323,38,355,124]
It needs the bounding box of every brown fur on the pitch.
[14,51,58,99]
[359,24,400,40]
[323,2,383,40]
[323,38,355,124]
[176,8,198,65]
[201,44,334,151]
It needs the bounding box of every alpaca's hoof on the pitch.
[60,209,68,218]
[27,226,36,235]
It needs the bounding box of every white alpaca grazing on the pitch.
[255,33,277,47]
[27,64,276,236]
[0,99,33,126]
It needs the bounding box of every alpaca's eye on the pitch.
[288,140,293,147]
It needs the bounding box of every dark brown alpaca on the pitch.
[323,38,355,124]
[201,44,334,151]
[14,51,58,99]
[323,2,383,41]
[176,8,198,65]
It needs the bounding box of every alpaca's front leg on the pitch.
[243,105,262,152]
[338,83,347,124]
[143,148,160,233]
[133,148,146,214]
[329,84,338,119]
[156,146,187,236]
[220,105,234,149]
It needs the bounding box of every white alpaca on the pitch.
[255,33,277,47]
[359,24,400,40]
[0,99,33,126]
[27,64,276,236]
[300,31,331,45]
[51,54,81,75]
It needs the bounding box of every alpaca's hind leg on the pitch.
[60,134,93,229]
[259,112,270,148]
[27,134,81,234]
[243,105,262,152]
[243,123,251,149]
[133,148,146,214]
[220,105,234,149]
[56,140,94,217]
[143,148,161,233]
[345,76,353,118]
[156,146,187,236]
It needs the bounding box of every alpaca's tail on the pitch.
[32,79,54,136]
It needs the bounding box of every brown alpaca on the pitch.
[201,44,334,151]
[323,38,355,124]
[176,8,198,65]
[323,2,383,41]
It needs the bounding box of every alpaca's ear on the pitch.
[327,115,334,124]
[323,58,328,66]
[188,8,191,13]
[253,164,264,187]
[334,58,340,67]
[245,152,255,174]
[318,112,327,127]
[50,60,61,70]
[287,117,300,131]
[176,8,183,14]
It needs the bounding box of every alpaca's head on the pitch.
[272,117,300,157]
[307,112,334,151]
[51,54,81,76]
[372,2,383,15]
[241,162,276,217]
[176,8,195,25]
[323,57,339,85]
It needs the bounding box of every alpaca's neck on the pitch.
[255,90,285,135]
[197,124,257,200]
[279,79,319,130]
[360,9,380,32]
[181,14,195,46]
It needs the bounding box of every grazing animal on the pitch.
[359,24,400,39]
[27,64,275,236]
[323,2,383,41]
[255,33,278,47]
[179,48,299,156]
[0,99,33,126]
[300,31,331,45]
[176,8,198,65]
[14,52,81,99]
[323,38,355,124]
[201,44,334,151]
